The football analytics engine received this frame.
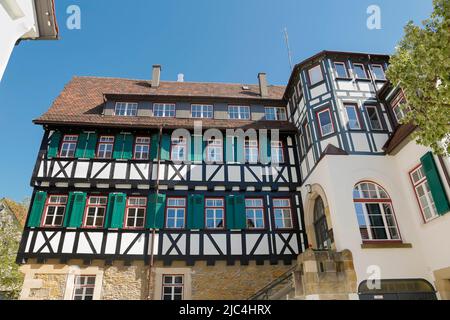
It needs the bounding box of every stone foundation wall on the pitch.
[19,259,292,300]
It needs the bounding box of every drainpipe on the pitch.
[147,125,164,300]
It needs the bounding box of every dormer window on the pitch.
[154,103,175,117]
[114,102,138,116]
[265,107,287,121]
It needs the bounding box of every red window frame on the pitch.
[41,194,68,227]
[133,136,151,160]
[123,197,147,229]
[59,134,79,158]
[408,164,439,223]
[170,136,187,161]
[272,198,294,230]
[205,138,223,162]
[245,198,266,230]
[244,139,259,163]
[343,103,363,130]
[353,63,368,79]
[334,61,349,78]
[82,195,108,229]
[162,274,184,300]
[316,108,335,137]
[96,135,115,159]
[204,197,225,230]
[165,197,186,229]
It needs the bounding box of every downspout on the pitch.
[147,125,164,300]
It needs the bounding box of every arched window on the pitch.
[314,196,330,249]
[353,182,400,241]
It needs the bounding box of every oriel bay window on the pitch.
[206,138,222,162]
[134,137,150,160]
[153,103,175,117]
[162,275,183,300]
[410,165,439,222]
[265,107,287,121]
[344,103,362,130]
[228,105,250,120]
[353,182,401,241]
[191,104,213,118]
[83,196,107,228]
[96,136,114,159]
[42,195,68,227]
[316,108,334,137]
[73,276,96,300]
[171,137,187,161]
[114,102,138,116]
[59,135,78,158]
[245,198,265,229]
[205,198,225,229]
[273,199,293,229]
[245,139,258,163]
[166,197,186,229]
[125,197,147,229]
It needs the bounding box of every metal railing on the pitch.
[248,265,297,300]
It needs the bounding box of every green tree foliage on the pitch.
[386,0,450,155]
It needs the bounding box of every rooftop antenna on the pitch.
[283,27,293,70]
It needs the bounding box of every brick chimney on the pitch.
[258,72,268,97]
[152,65,161,88]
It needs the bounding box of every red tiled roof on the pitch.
[34,77,290,130]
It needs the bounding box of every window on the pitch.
[314,197,330,249]
[244,139,258,163]
[166,198,186,229]
[353,182,400,241]
[392,95,410,123]
[265,107,287,121]
[191,104,213,118]
[206,138,222,162]
[134,137,150,160]
[171,137,187,161]
[73,276,96,300]
[273,199,293,229]
[334,62,349,78]
[162,275,183,300]
[83,196,107,228]
[366,105,383,130]
[353,63,368,79]
[114,102,138,116]
[245,198,265,229]
[228,105,250,120]
[308,65,324,86]
[125,197,146,229]
[344,103,362,130]
[271,141,284,163]
[59,135,78,158]
[316,109,334,137]
[97,136,114,159]
[410,165,439,222]
[205,198,225,229]
[371,64,386,80]
[153,103,175,117]
[42,195,67,227]
[303,121,312,149]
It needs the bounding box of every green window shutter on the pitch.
[66,192,87,228]
[160,134,171,160]
[146,193,166,229]
[236,137,244,163]
[64,193,75,227]
[188,194,204,229]
[420,152,450,215]
[85,133,98,159]
[233,195,246,229]
[150,134,159,161]
[113,134,125,159]
[225,195,235,229]
[75,133,89,158]
[27,191,47,227]
[122,134,134,160]
[111,193,126,228]
[47,131,61,158]
[105,193,116,228]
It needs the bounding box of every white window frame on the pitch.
[365,105,383,130]
[72,275,96,300]
[97,136,114,159]
[273,198,293,229]
[60,135,78,158]
[228,105,250,120]
[125,197,147,229]
[153,103,176,118]
[308,64,324,86]
[205,198,225,229]
[317,108,334,137]
[191,104,213,118]
[83,196,107,228]
[410,165,439,223]
[245,198,265,229]
[42,195,67,227]
[162,275,184,300]
[353,63,368,79]
[271,141,284,164]
[371,64,386,80]
[134,137,150,160]
[334,62,349,78]
[171,137,187,161]
[114,102,138,116]
[344,103,362,130]
[265,107,287,121]
[166,197,186,229]
[206,138,223,162]
[244,139,259,163]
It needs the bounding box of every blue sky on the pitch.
[0,0,433,202]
